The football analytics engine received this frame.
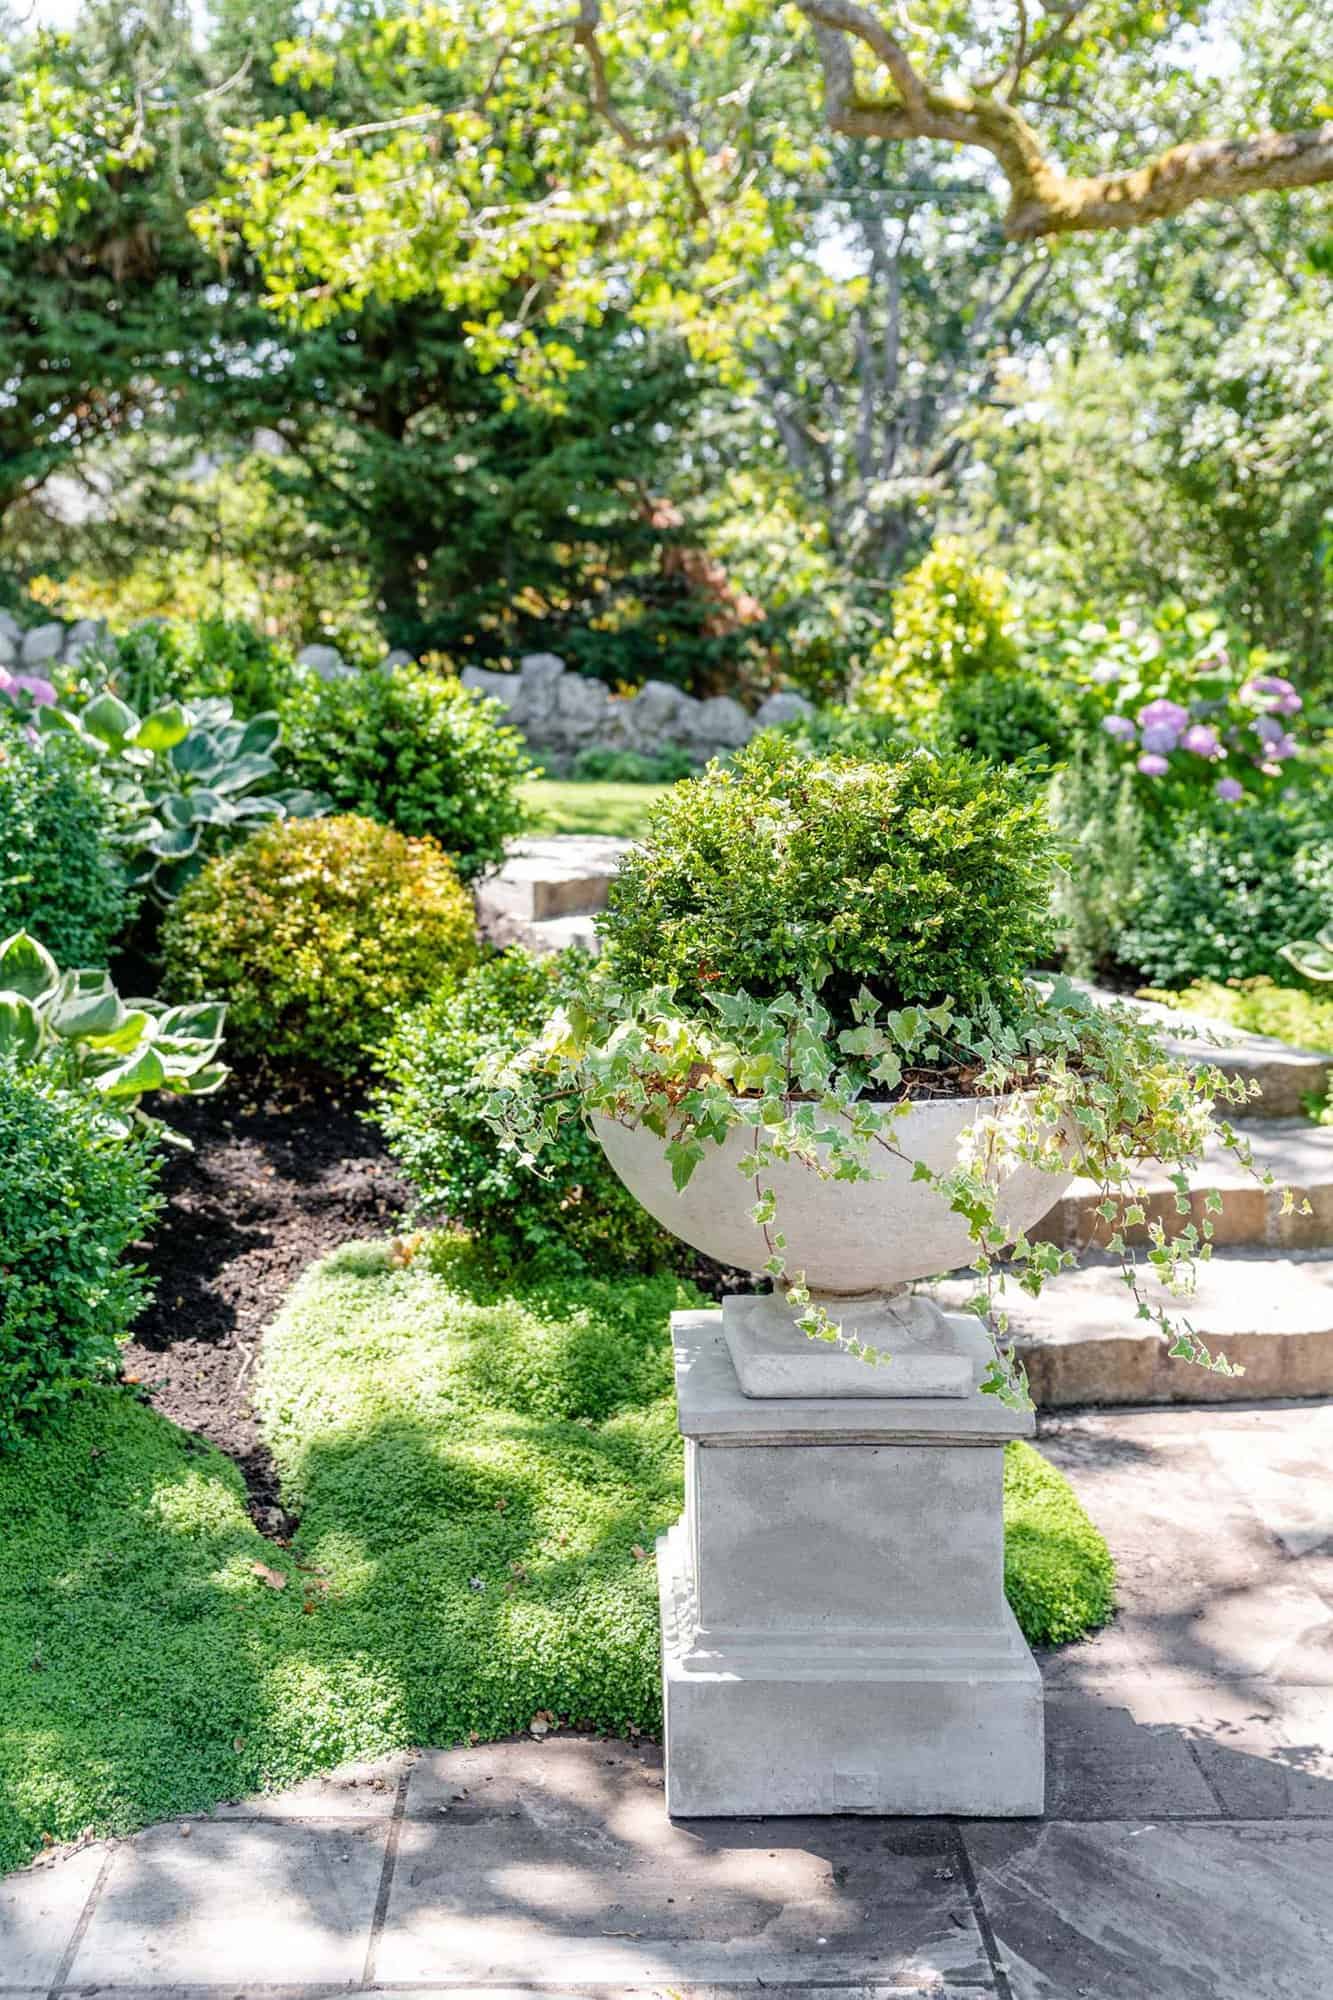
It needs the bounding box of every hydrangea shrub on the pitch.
[1046,604,1309,810]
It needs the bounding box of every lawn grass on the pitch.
[520,777,671,837]
[0,1238,1114,1871]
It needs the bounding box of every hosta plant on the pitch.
[0,931,227,1141]
[486,742,1300,1408]
[33,689,326,902]
[1280,921,1333,984]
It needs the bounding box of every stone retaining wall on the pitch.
[1,615,812,766]
[461,652,812,766]
[0,610,109,672]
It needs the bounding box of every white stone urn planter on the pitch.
[594,1094,1072,1396]
[593,1093,1071,1819]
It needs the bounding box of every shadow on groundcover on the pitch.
[0,1241,1111,1871]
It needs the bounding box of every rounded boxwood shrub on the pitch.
[601,734,1057,1030]
[0,721,136,963]
[161,814,477,1075]
[373,947,686,1275]
[279,667,529,881]
[0,1066,160,1448]
[1116,794,1333,988]
[935,670,1071,768]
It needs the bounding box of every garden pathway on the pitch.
[5,1400,1332,2000]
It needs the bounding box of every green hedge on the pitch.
[0,723,136,963]
[0,1067,160,1447]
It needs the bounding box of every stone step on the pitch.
[934,1248,1333,1406]
[1085,984,1332,1119]
[1035,1119,1333,1252]
[475,835,629,945]
[521,913,602,957]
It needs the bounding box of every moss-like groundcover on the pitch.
[0,1241,1114,1872]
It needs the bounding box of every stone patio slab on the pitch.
[964,1819,1333,2000]
[0,1842,105,1987]
[1041,1688,1219,1819]
[377,1799,988,1988]
[66,1818,388,1986]
[1143,1679,1333,1817]
[208,1751,413,1820]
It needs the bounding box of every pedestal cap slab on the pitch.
[673,1309,1034,1444]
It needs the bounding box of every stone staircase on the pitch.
[474,835,629,955]
[475,835,1333,1405]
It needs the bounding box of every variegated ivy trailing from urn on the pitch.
[485,736,1304,1409]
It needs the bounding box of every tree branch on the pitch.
[792,0,1333,239]
[571,0,708,220]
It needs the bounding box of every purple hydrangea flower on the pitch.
[1137,753,1170,777]
[1137,697,1190,735]
[1243,673,1302,716]
[10,674,56,707]
[1254,713,1284,744]
[1182,723,1222,759]
[1102,714,1137,742]
[1215,776,1244,803]
[1141,723,1181,755]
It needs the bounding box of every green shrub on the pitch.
[161,814,477,1075]
[0,1067,160,1448]
[280,667,529,881]
[1048,744,1144,980]
[77,619,297,717]
[601,734,1057,1030]
[374,948,684,1275]
[1139,976,1333,1053]
[0,722,136,963]
[1116,794,1333,988]
[859,536,1021,716]
[768,702,906,761]
[935,670,1071,768]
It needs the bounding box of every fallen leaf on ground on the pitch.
[250,1562,287,1590]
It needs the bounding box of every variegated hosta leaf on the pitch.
[0,930,60,1002]
[1278,940,1333,982]
[0,992,43,1063]
[0,936,228,1139]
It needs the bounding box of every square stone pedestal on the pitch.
[659,1306,1044,1819]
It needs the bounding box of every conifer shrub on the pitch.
[858,536,1021,716]
[161,814,477,1074]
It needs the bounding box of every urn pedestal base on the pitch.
[660,1305,1044,1820]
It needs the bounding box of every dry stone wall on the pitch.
[0,611,110,672]
[461,653,812,766]
[1,616,813,766]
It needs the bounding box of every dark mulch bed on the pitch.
[124,1071,410,1534]
[125,1072,747,1538]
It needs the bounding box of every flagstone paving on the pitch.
[4,1400,1331,2000]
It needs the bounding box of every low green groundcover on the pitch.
[0,1241,1114,1872]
